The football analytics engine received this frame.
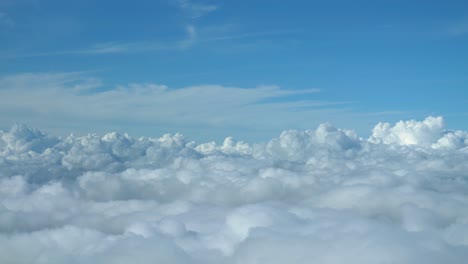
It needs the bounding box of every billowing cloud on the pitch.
[369,116,445,146]
[1,117,468,263]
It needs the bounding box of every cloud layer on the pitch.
[1,116,468,263]
[0,72,340,141]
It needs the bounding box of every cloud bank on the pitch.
[1,116,468,263]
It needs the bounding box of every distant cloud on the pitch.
[179,24,198,49]
[447,19,468,36]
[0,12,14,28]
[4,27,301,59]
[4,24,224,58]
[0,72,340,139]
[177,0,218,18]
[3,38,190,58]
[82,42,130,54]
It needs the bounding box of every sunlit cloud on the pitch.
[0,116,467,263]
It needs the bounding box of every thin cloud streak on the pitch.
[0,72,358,139]
[2,27,300,58]
[177,0,218,18]
[0,12,14,28]
[447,19,468,36]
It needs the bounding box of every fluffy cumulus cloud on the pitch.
[1,116,468,263]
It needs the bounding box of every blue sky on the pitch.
[0,0,467,142]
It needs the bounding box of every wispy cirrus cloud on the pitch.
[179,24,198,49]
[1,30,194,58]
[446,18,468,36]
[1,0,299,58]
[177,0,218,18]
[3,26,299,58]
[0,12,14,28]
[0,72,356,139]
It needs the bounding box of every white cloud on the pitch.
[1,28,200,57]
[2,24,299,58]
[0,116,468,262]
[177,0,218,19]
[369,116,445,146]
[0,72,332,140]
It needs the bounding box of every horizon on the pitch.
[0,115,460,144]
[1,0,467,141]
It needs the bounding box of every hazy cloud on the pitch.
[0,12,14,28]
[177,0,218,18]
[0,72,328,139]
[447,19,468,36]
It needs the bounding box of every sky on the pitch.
[0,0,467,141]
[1,2,468,262]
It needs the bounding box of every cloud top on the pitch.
[1,116,468,263]
[369,116,445,146]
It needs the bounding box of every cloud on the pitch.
[177,0,218,18]
[179,24,198,49]
[447,19,468,36]
[0,12,14,28]
[1,116,468,263]
[2,41,176,58]
[0,72,331,140]
[6,30,299,58]
[369,116,445,146]
[4,25,202,57]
